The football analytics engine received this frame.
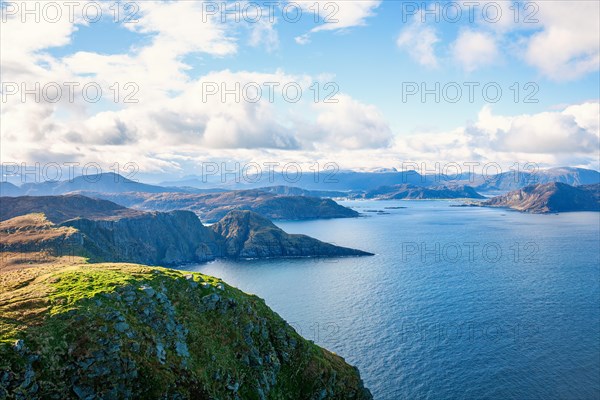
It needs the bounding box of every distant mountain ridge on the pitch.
[73,190,359,223]
[482,182,600,213]
[362,184,484,200]
[2,168,598,199]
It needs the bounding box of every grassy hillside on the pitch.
[0,263,371,399]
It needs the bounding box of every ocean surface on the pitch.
[180,200,600,399]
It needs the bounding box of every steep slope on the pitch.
[482,182,600,213]
[212,211,373,259]
[0,194,144,223]
[363,184,484,200]
[62,211,224,265]
[0,263,372,399]
[0,197,372,265]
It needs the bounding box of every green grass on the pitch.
[0,262,370,399]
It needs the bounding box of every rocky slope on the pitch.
[363,184,484,200]
[0,263,372,399]
[78,190,359,223]
[63,211,224,265]
[212,211,373,259]
[482,182,600,213]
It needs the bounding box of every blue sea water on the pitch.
[181,200,600,399]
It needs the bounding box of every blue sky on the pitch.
[1,0,599,177]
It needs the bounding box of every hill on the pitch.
[0,195,372,265]
[363,184,484,200]
[0,194,145,223]
[212,211,373,259]
[482,182,600,213]
[79,190,359,223]
[0,263,372,398]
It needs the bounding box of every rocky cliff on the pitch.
[211,211,373,259]
[62,210,224,265]
[1,196,372,265]
[0,263,373,399]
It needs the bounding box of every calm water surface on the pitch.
[181,201,600,399]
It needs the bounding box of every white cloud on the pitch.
[294,0,381,43]
[312,95,394,149]
[517,2,598,80]
[396,13,439,68]
[451,30,498,72]
[248,19,280,52]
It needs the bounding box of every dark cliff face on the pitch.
[364,184,484,200]
[211,210,373,259]
[1,200,372,265]
[62,211,224,265]
[483,182,600,213]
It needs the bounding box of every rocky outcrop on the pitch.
[482,182,600,213]
[0,264,373,399]
[363,184,484,200]
[211,210,373,259]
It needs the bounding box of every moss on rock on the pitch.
[0,263,371,399]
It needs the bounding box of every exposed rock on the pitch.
[0,264,372,399]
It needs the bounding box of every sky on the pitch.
[1,0,599,181]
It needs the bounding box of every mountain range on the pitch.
[3,168,598,198]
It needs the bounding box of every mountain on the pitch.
[363,184,484,200]
[160,170,428,191]
[3,173,191,196]
[472,167,600,192]
[0,195,372,265]
[255,185,349,198]
[212,210,373,259]
[0,194,145,223]
[79,190,359,223]
[0,182,22,197]
[0,263,372,398]
[482,182,600,213]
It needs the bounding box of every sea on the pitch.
[179,200,600,399]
